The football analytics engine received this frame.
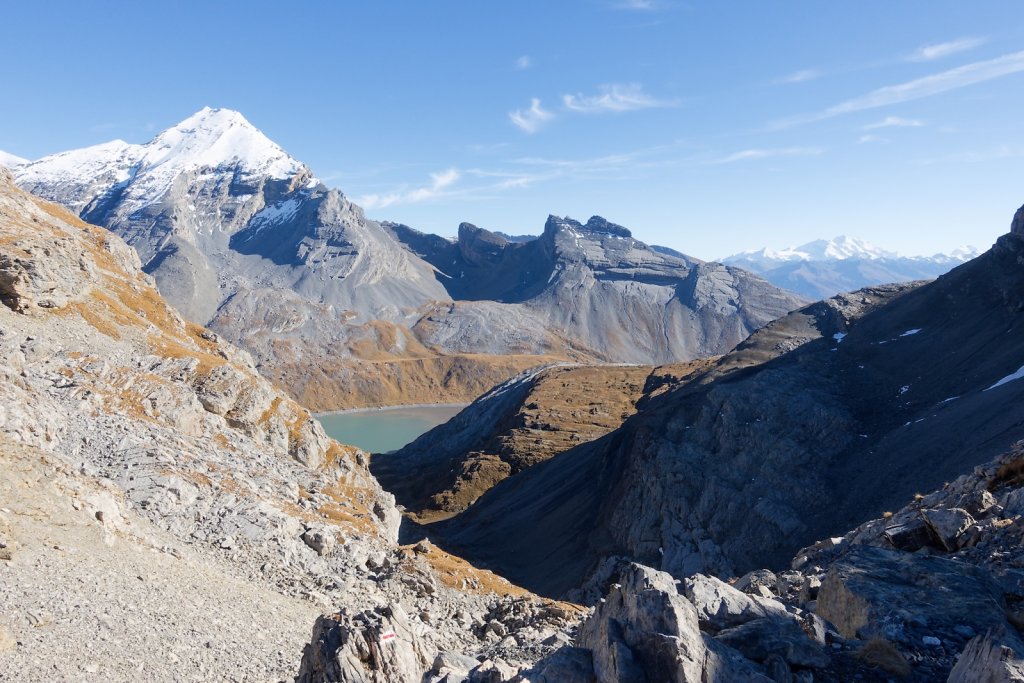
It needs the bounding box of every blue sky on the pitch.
[3,1,1024,258]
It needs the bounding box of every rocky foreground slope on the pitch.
[13,108,804,409]
[0,169,584,681]
[433,208,1024,598]
[303,441,1024,682]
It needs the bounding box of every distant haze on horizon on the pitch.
[3,1,1023,260]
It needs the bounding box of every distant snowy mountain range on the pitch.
[721,235,978,299]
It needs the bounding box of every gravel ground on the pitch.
[0,439,319,683]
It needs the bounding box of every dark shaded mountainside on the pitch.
[424,210,1024,598]
[12,107,805,409]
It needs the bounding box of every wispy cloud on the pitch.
[864,116,924,129]
[509,98,554,133]
[563,83,676,113]
[859,134,884,144]
[773,50,1024,129]
[775,69,821,85]
[708,147,822,164]
[356,168,460,209]
[614,0,659,9]
[515,55,532,70]
[910,36,987,62]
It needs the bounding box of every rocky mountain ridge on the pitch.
[12,108,805,409]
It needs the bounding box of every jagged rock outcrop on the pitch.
[577,563,770,682]
[949,627,1024,682]
[1012,204,1024,238]
[16,109,803,409]
[296,605,437,683]
[434,206,1024,597]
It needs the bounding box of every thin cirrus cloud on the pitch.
[515,55,532,70]
[509,98,555,134]
[909,36,988,62]
[563,83,676,113]
[708,147,822,164]
[775,68,822,85]
[614,0,659,9]
[510,83,673,133]
[863,116,924,130]
[355,168,460,209]
[773,50,1024,129]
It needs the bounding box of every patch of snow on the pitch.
[985,365,1024,391]
[246,198,302,237]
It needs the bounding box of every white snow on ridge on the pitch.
[14,107,306,218]
[0,150,29,168]
[985,365,1024,392]
[16,139,141,184]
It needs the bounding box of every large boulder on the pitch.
[683,574,791,633]
[296,604,436,683]
[948,627,1024,683]
[816,546,1008,646]
[577,563,770,683]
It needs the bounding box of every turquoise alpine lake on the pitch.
[316,404,466,454]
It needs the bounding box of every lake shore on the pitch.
[313,402,470,418]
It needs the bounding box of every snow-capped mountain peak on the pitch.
[15,107,309,217]
[0,150,29,169]
[140,107,302,180]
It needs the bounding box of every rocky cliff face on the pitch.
[392,215,807,365]
[434,210,1024,598]
[16,110,804,409]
